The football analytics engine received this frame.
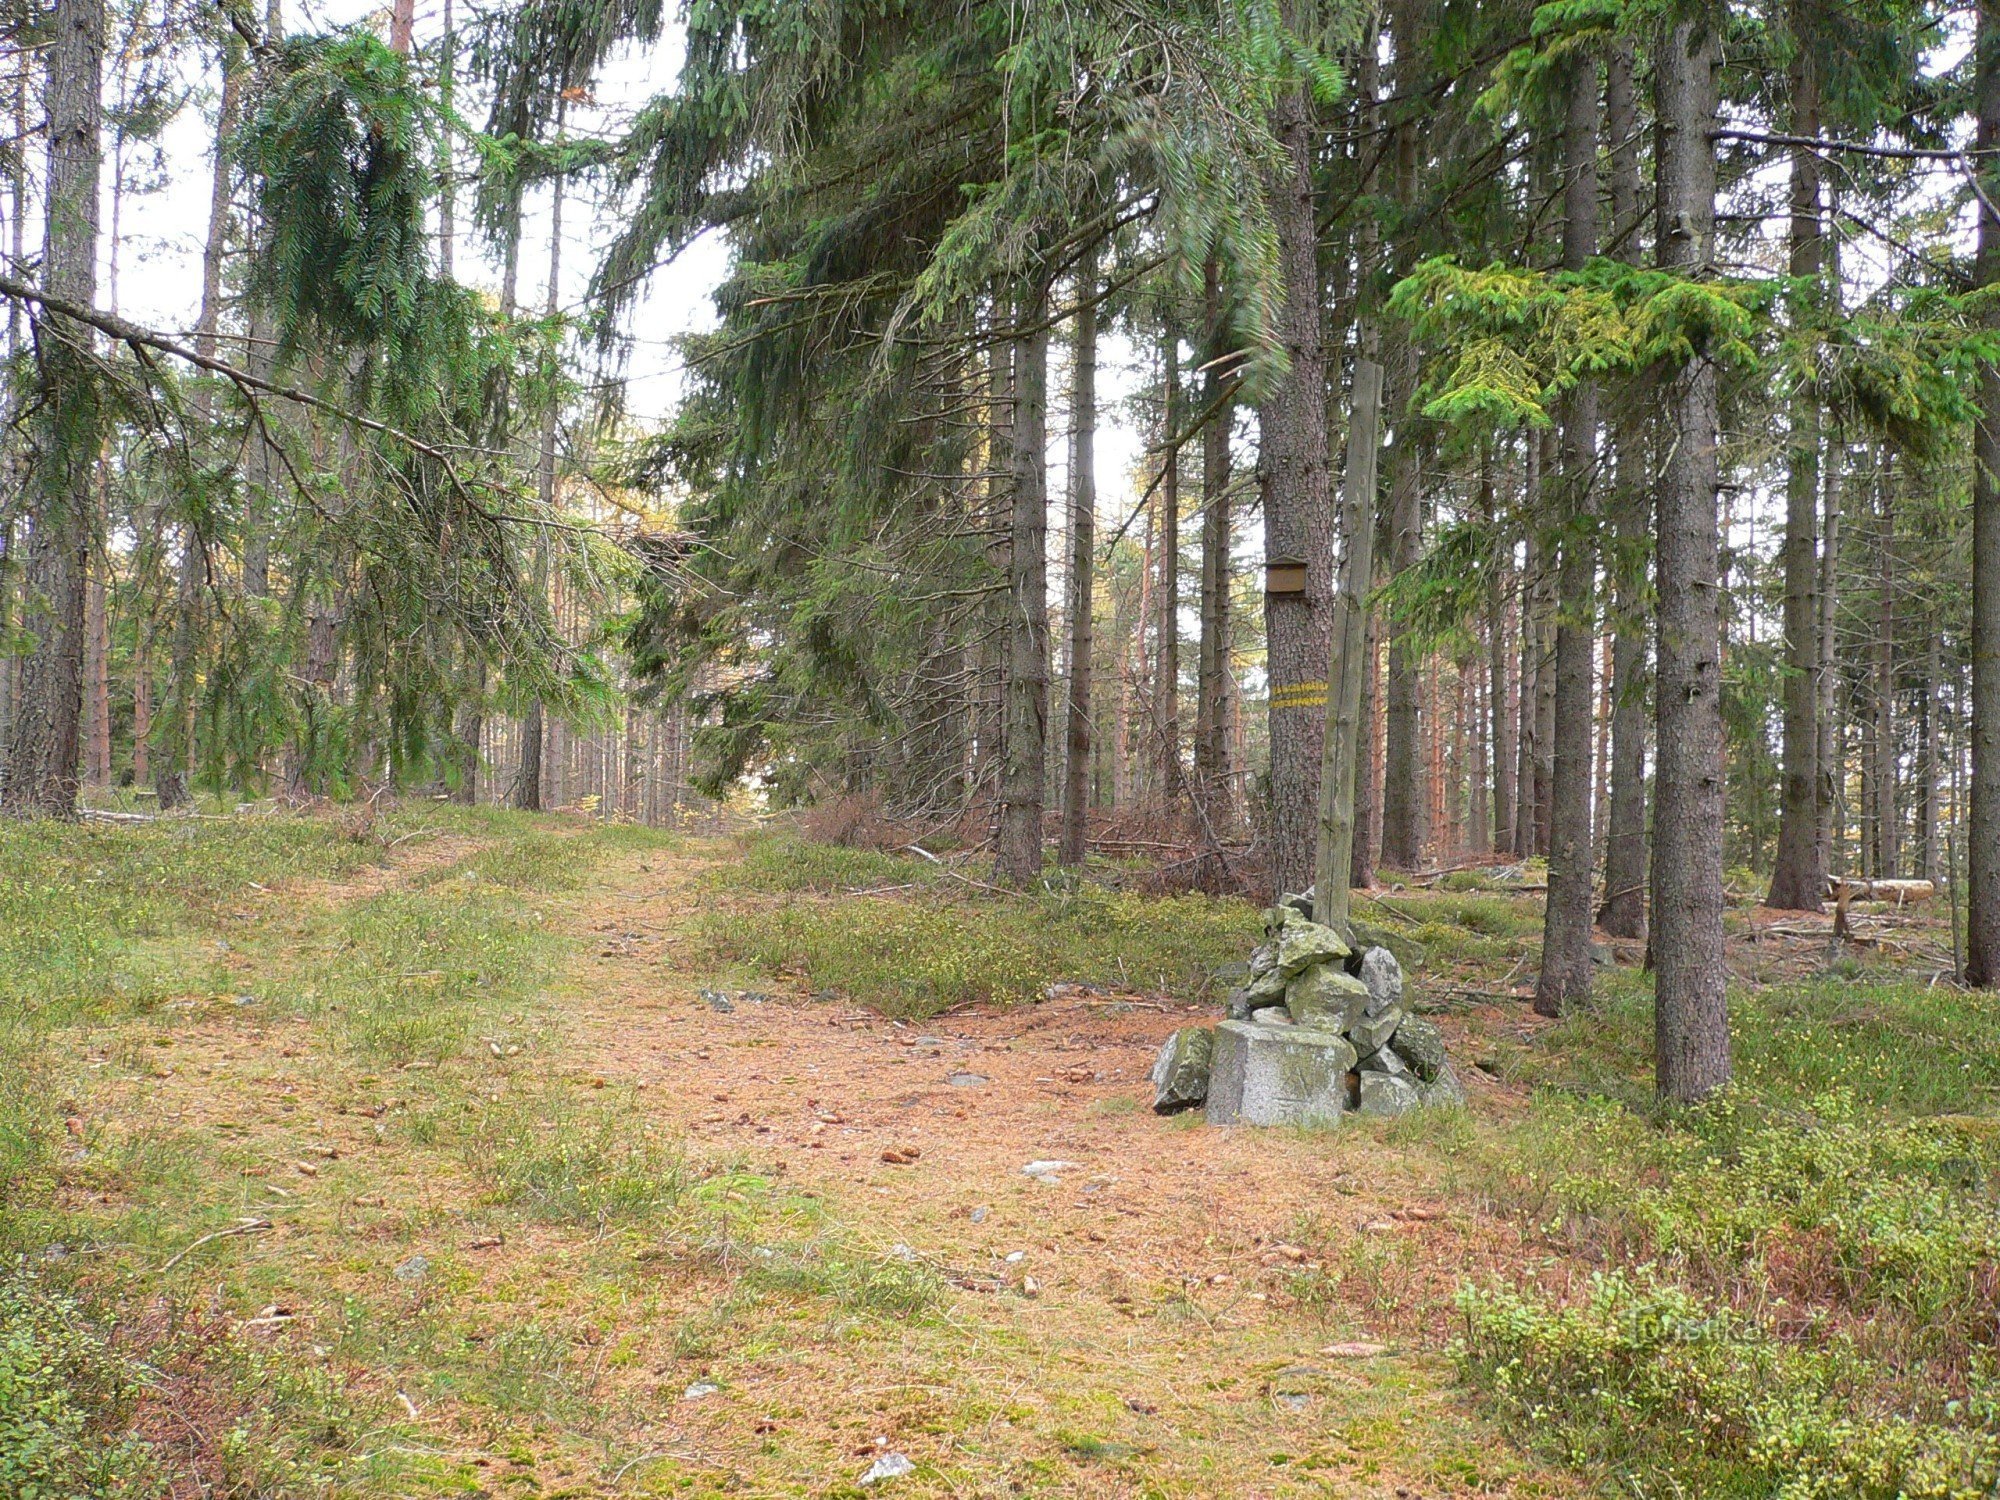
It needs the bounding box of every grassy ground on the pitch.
[3,812,1994,1497]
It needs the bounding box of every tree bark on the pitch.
[1195,260,1234,843]
[1313,343,1382,933]
[1650,14,1732,1100]
[1873,475,1898,878]
[995,279,1051,885]
[155,41,241,811]
[516,137,566,812]
[1156,319,1181,801]
[1060,263,1097,866]
[1597,34,1648,936]
[1378,42,1425,871]
[1256,0,1334,897]
[1485,454,1516,854]
[4,0,103,818]
[241,0,284,602]
[1970,3,2000,983]
[1537,46,1601,1017]
[1380,355,1424,871]
[1532,431,1558,855]
[1766,25,1826,911]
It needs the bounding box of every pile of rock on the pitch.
[1149,900,1462,1126]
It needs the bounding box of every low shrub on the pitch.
[0,1267,157,1499]
[1460,1270,2000,1498]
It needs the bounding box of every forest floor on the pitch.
[5,807,1993,1499]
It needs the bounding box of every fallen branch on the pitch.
[156,1217,272,1273]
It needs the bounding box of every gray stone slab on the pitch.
[1205,1019,1356,1128]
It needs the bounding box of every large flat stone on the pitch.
[1205,1019,1356,1128]
[1269,910,1351,978]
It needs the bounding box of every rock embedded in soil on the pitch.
[1418,1062,1467,1109]
[1205,1019,1355,1128]
[859,1452,915,1485]
[1387,1014,1447,1081]
[1357,1071,1422,1117]
[1149,1026,1215,1113]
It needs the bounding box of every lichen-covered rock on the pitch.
[1418,1063,1466,1109]
[1349,1004,1403,1057]
[1279,888,1316,920]
[1240,964,1291,1012]
[1359,947,1404,1016]
[1347,921,1429,975]
[1286,965,1370,1033]
[1248,943,1277,978]
[1205,1019,1356,1128]
[1269,909,1351,978]
[1357,1044,1410,1078]
[1388,1014,1447,1082]
[1357,1071,1422,1117]
[1150,1026,1215,1113]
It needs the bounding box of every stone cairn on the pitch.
[1149,893,1463,1126]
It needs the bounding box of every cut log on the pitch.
[1827,877,1935,905]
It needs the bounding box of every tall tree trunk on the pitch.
[996,280,1051,885]
[1156,319,1181,801]
[4,0,103,818]
[438,0,455,278]
[1514,456,1541,859]
[1060,264,1097,866]
[1766,27,1826,910]
[1971,0,2000,983]
[1816,440,1843,878]
[1485,454,1516,854]
[156,40,240,811]
[1532,431,1558,855]
[1597,32,1648,936]
[1315,27,1383,930]
[1922,632,1942,881]
[1313,337,1382,932]
[1380,353,1424,870]
[85,455,110,787]
[1537,46,1602,1016]
[517,144,566,812]
[1195,260,1234,845]
[1650,13,1731,1100]
[0,53,26,790]
[1873,478,1897,878]
[1256,0,1334,897]
[240,0,283,602]
[977,314,1013,795]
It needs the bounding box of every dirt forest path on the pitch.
[533,832,1572,1497]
